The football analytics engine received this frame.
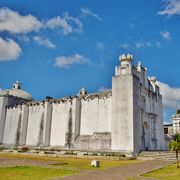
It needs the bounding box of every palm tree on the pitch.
[169,133,180,168]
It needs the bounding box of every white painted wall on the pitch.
[80,96,111,135]
[19,104,29,145]
[26,104,44,146]
[43,102,52,146]
[3,106,22,144]
[50,101,72,146]
[0,97,8,143]
[156,95,165,150]
[111,74,134,152]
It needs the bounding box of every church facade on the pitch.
[0,54,165,155]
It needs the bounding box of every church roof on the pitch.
[83,90,112,100]
[0,81,33,101]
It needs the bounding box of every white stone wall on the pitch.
[50,100,72,146]
[156,95,165,150]
[80,96,111,135]
[3,106,22,144]
[26,104,45,146]
[133,75,141,153]
[43,102,52,146]
[0,97,8,143]
[19,104,29,146]
[111,74,134,152]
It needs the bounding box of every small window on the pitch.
[164,128,168,134]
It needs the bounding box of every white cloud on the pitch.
[164,121,172,125]
[119,41,161,50]
[0,37,22,61]
[160,30,171,40]
[46,12,83,35]
[0,8,42,34]
[155,41,161,48]
[54,53,89,68]
[135,41,161,49]
[157,81,180,109]
[119,43,130,49]
[18,35,30,42]
[96,42,105,50]
[80,7,103,21]
[135,42,145,49]
[21,35,30,42]
[33,36,56,49]
[158,0,180,16]
[0,87,2,91]
[98,86,111,92]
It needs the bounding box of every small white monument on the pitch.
[91,160,100,167]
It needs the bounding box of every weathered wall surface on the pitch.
[3,106,22,145]
[74,132,111,150]
[133,75,141,153]
[80,95,111,135]
[0,97,8,143]
[50,100,72,147]
[26,104,45,146]
[111,74,134,152]
[156,94,165,150]
[19,104,29,146]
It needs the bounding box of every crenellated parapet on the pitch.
[119,53,133,62]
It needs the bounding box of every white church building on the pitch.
[0,54,165,155]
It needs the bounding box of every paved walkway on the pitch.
[54,160,173,180]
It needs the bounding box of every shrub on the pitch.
[21,146,30,152]
[176,109,180,114]
[0,145,5,151]
[64,151,77,155]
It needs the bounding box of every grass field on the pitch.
[143,164,180,180]
[0,152,140,170]
[0,152,141,179]
[0,166,76,180]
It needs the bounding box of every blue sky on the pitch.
[0,0,180,123]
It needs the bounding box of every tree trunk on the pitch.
[176,150,179,168]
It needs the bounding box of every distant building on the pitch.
[164,123,173,136]
[0,54,165,156]
[164,123,173,150]
[172,113,180,134]
[163,112,180,150]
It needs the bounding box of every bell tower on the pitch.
[115,54,133,76]
[13,81,21,89]
[111,54,137,155]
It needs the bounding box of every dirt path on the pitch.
[0,157,58,168]
[53,160,173,180]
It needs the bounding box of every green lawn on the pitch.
[0,152,141,179]
[143,164,180,180]
[0,152,140,170]
[0,166,76,180]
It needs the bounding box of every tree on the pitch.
[176,109,180,114]
[169,133,180,168]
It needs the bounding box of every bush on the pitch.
[0,145,5,151]
[21,146,30,152]
[105,152,126,157]
[176,109,180,114]
[49,148,55,151]
[64,151,77,155]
